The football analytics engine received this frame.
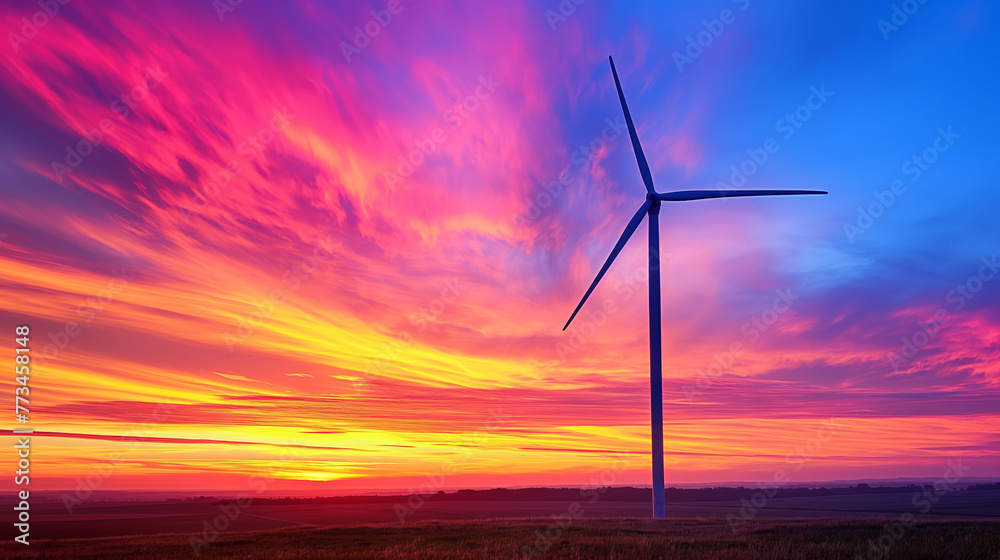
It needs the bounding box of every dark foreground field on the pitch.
[3,517,999,560]
[13,487,1000,540]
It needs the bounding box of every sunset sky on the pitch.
[1,0,998,493]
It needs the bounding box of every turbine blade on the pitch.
[656,189,828,202]
[609,56,655,195]
[563,200,653,331]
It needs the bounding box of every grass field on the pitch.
[4,517,999,560]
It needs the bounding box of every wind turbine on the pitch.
[562,56,827,519]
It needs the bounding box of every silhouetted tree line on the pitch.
[219,482,1000,506]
